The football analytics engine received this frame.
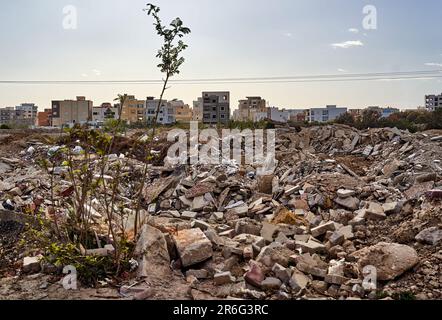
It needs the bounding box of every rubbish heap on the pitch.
[0,124,441,300]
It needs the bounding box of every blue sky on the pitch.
[0,0,441,110]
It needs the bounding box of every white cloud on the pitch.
[283,32,293,38]
[425,62,442,67]
[337,68,347,72]
[92,69,102,76]
[331,40,364,49]
[81,73,88,77]
[348,28,359,34]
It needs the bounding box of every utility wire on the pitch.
[0,70,441,85]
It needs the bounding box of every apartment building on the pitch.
[16,103,38,120]
[92,103,119,123]
[236,96,267,121]
[171,100,192,122]
[202,91,230,124]
[37,109,52,127]
[268,107,290,123]
[192,98,203,122]
[119,95,145,124]
[1,104,39,127]
[145,97,176,125]
[0,107,15,125]
[425,93,442,111]
[51,96,93,127]
[308,105,347,123]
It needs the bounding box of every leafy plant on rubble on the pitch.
[128,3,191,239]
[143,3,191,137]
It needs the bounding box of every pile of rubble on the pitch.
[0,125,441,300]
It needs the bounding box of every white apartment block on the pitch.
[268,107,290,123]
[92,103,119,123]
[425,93,442,111]
[145,97,176,125]
[308,105,347,123]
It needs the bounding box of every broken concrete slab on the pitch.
[134,224,171,277]
[364,202,386,220]
[310,221,336,238]
[334,196,360,211]
[260,222,279,244]
[214,271,236,285]
[351,242,419,281]
[337,189,356,199]
[173,228,213,268]
[185,182,215,199]
[289,268,311,292]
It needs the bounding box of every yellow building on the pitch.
[172,100,192,122]
[120,95,146,124]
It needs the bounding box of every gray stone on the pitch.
[338,225,354,240]
[289,269,310,291]
[382,202,399,214]
[192,196,208,211]
[261,277,282,291]
[228,203,249,216]
[310,221,336,237]
[186,269,210,279]
[334,197,360,211]
[173,228,213,267]
[324,274,349,285]
[219,229,235,238]
[260,222,279,243]
[272,263,291,284]
[181,211,198,220]
[364,202,386,220]
[337,189,356,199]
[256,244,294,268]
[296,240,326,254]
[191,220,210,231]
[415,227,442,245]
[213,212,224,221]
[134,224,171,277]
[214,271,236,285]
[328,231,345,246]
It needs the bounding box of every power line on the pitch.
[0,70,441,85]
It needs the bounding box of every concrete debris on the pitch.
[351,242,419,281]
[214,271,236,285]
[173,228,213,267]
[22,256,42,274]
[415,227,442,245]
[2,124,442,300]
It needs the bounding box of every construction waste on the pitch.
[0,124,441,300]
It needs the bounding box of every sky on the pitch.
[0,0,442,111]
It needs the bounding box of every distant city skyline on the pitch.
[1,0,442,110]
